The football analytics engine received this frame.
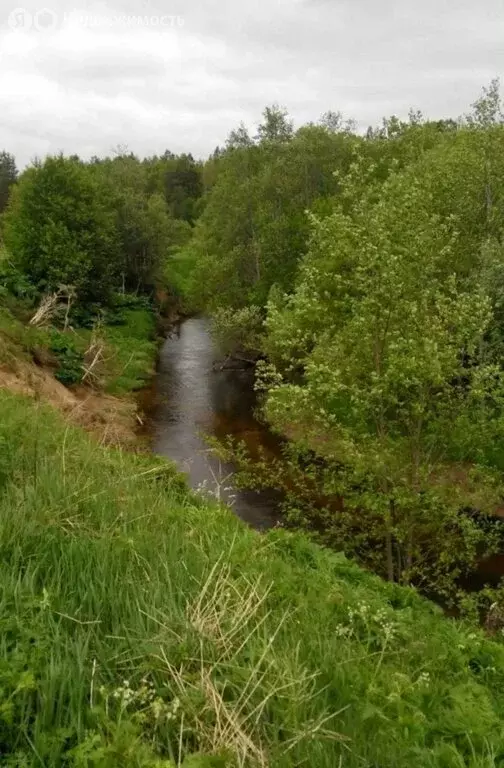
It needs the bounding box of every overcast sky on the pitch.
[0,0,502,167]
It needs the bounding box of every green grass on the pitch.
[0,302,157,395]
[98,307,157,395]
[2,392,504,766]
[0,305,49,367]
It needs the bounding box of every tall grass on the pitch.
[97,307,157,394]
[1,391,504,766]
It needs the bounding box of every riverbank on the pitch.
[4,306,504,764]
[3,388,504,766]
[0,297,160,447]
[151,316,281,528]
[150,318,504,592]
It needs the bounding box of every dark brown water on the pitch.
[152,317,281,529]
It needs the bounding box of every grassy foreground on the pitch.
[1,393,504,766]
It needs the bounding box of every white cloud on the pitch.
[0,0,503,166]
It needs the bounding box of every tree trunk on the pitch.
[386,499,395,582]
[406,528,413,576]
[253,239,261,284]
[386,529,394,582]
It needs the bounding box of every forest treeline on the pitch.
[0,148,200,310]
[4,81,504,607]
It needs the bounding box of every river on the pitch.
[150,318,504,586]
[151,317,281,530]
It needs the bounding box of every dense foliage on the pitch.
[0,149,203,310]
[187,83,504,606]
[189,108,358,324]
[3,156,120,303]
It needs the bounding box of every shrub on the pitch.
[49,330,84,385]
[2,156,120,305]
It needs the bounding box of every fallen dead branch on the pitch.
[30,285,76,328]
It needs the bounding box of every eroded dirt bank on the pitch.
[0,359,141,447]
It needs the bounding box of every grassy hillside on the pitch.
[1,391,504,766]
[0,299,157,396]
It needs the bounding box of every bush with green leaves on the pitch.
[211,305,264,358]
[254,138,504,599]
[49,330,84,385]
[3,155,120,304]
[0,252,36,303]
